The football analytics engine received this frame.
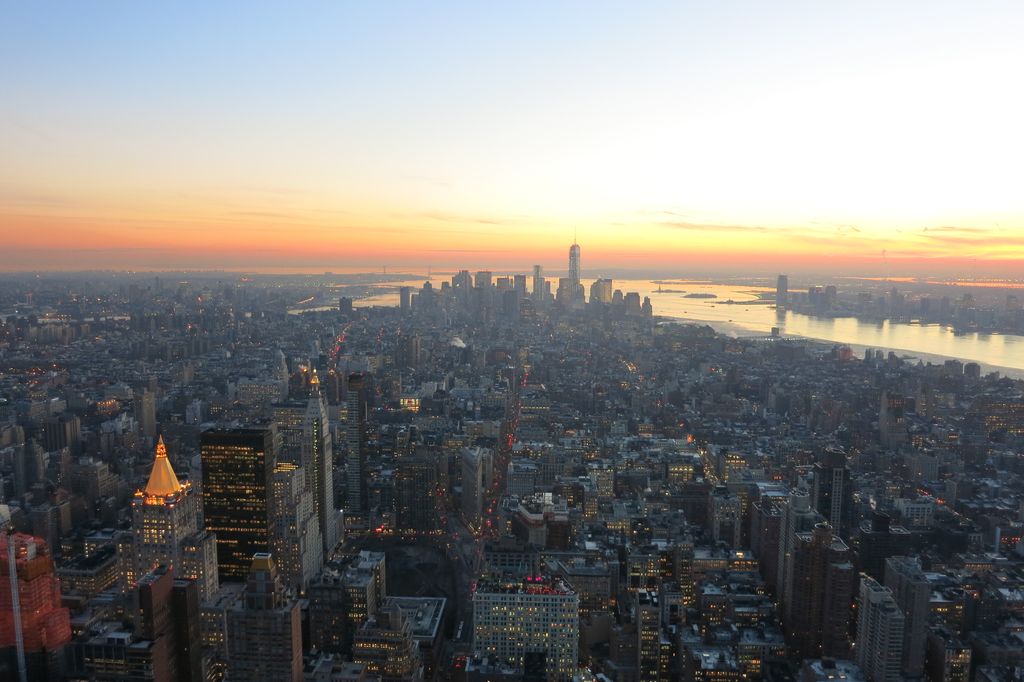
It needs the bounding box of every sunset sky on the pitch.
[2,2,1023,275]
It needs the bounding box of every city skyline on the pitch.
[3,2,1024,274]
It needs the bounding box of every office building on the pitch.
[472,574,579,681]
[855,576,905,682]
[346,373,369,521]
[532,265,544,301]
[394,455,440,535]
[784,523,854,659]
[812,448,852,537]
[181,530,219,602]
[925,627,971,682]
[270,462,323,593]
[777,488,824,605]
[637,589,663,682]
[305,370,338,553]
[856,512,913,582]
[352,605,424,681]
[884,556,930,677]
[135,566,203,682]
[568,240,582,302]
[200,426,275,582]
[880,392,908,449]
[135,389,156,439]
[0,532,72,680]
[127,436,199,590]
[776,274,789,308]
[225,554,302,682]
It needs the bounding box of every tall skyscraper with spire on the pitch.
[126,437,199,589]
[568,237,582,302]
[305,370,337,554]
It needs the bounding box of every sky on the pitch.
[2,1,1023,275]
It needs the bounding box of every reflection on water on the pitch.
[630,280,1024,377]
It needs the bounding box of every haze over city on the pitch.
[7,5,1024,682]
[3,1,1023,274]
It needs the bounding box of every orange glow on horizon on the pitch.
[5,203,1024,276]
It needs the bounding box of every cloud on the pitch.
[0,185,80,209]
[810,221,861,234]
[418,211,513,226]
[922,225,990,234]
[658,221,776,234]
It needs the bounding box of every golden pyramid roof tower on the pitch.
[144,436,184,497]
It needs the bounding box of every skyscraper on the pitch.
[855,575,905,682]
[532,264,544,301]
[884,556,930,677]
[812,447,853,538]
[784,522,854,659]
[127,436,199,589]
[181,530,219,602]
[270,462,323,594]
[879,391,908,449]
[200,426,274,582]
[394,455,440,535]
[135,566,203,682]
[776,488,824,605]
[346,373,368,522]
[776,274,789,309]
[568,240,582,302]
[305,370,337,553]
[225,554,303,682]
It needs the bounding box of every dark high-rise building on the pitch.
[200,426,274,582]
[43,412,80,454]
[399,286,412,314]
[532,264,544,300]
[568,240,582,301]
[777,488,824,607]
[925,626,971,682]
[776,274,789,308]
[784,523,854,660]
[225,554,302,682]
[885,556,930,677]
[346,373,369,521]
[812,448,853,538]
[880,391,908,449]
[474,270,492,288]
[513,273,528,296]
[394,455,440,535]
[305,370,336,554]
[135,566,203,682]
[855,512,913,582]
[751,497,784,591]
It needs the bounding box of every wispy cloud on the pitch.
[921,225,990,234]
